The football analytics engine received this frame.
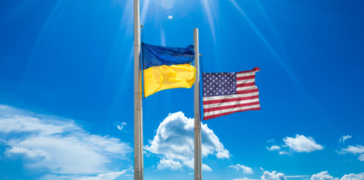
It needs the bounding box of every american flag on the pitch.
[202,67,261,120]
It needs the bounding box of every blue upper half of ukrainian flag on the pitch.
[142,43,195,69]
[142,43,196,97]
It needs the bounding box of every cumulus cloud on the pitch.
[40,168,132,180]
[260,171,364,180]
[267,135,323,155]
[340,173,364,180]
[283,135,323,153]
[7,147,51,160]
[116,122,127,131]
[216,149,230,158]
[311,171,364,180]
[267,146,281,151]
[157,158,183,170]
[261,171,286,180]
[341,145,364,154]
[0,105,132,177]
[229,164,253,174]
[203,164,212,171]
[337,144,364,161]
[359,154,364,161]
[144,112,230,171]
[278,151,290,155]
[339,135,352,143]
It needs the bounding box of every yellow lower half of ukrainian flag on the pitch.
[143,63,196,97]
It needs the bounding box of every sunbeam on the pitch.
[200,0,220,42]
[230,0,330,123]
[141,0,151,25]
[22,0,66,82]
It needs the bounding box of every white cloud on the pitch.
[260,167,264,171]
[262,171,286,180]
[77,169,131,180]
[229,164,253,174]
[144,112,230,171]
[359,154,364,161]
[0,105,132,176]
[340,173,364,180]
[310,171,364,180]
[339,135,352,143]
[168,15,173,19]
[267,146,281,151]
[278,151,290,155]
[6,147,51,159]
[40,168,132,180]
[216,149,230,158]
[283,135,323,153]
[116,122,127,131]
[337,144,364,161]
[157,158,183,170]
[203,164,212,171]
[341,145,364,154]
[311,171,338,180]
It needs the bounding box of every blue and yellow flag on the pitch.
[142,43,196,97]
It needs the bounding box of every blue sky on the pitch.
[0,0,364,179]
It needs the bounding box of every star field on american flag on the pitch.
[203,72,236,97]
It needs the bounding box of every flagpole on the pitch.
[134,0,143,179]
[194,28,202,180]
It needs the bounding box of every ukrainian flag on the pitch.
[142,43,196,97]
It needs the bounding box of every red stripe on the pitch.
[204,101,260,113]
[203,95,259,105]
[203,107,261,120]
[236,89,259,94]
[236,75,255,81]
[236,82,255,87]
[237,67,261,74]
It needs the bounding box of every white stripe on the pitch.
[203,98,259,109]
[204,104,261,117]
[203,92,259,101]
[237,79,255,84]
[236,71,258,77]
[236,85,257,91]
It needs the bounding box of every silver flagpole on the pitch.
[134,0,143,179]
[194,28,202,180]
